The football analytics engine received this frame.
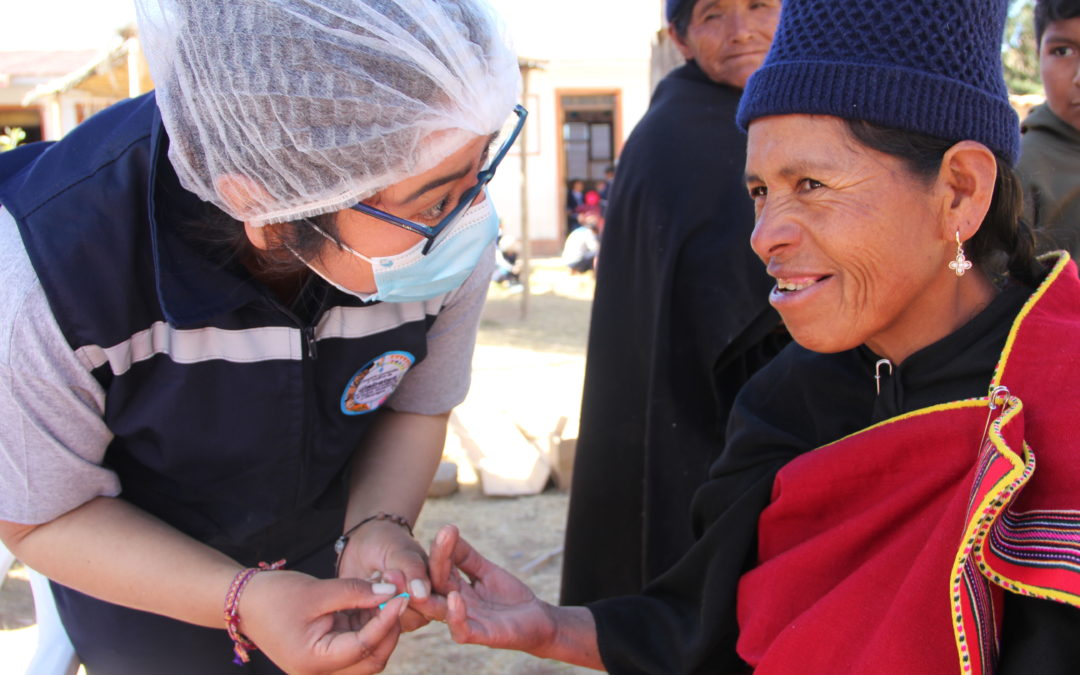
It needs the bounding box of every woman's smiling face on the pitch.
[745,114,961,360]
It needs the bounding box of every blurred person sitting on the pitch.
[574,189,605,234]
[1018,0,1080,256]
[492,228,523,289]
[561,215,600,274]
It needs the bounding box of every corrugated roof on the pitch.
[0,51,100,78]
[20,39,140,105]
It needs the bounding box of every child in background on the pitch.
[1017,0,1080,255]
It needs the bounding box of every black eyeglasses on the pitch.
[350,105,527,249]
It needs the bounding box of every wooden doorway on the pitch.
[558,91,620,238]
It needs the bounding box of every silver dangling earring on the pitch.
[948,230,972,277]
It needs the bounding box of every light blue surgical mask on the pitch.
[297,192,499,303]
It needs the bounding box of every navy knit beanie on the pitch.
[736,0,1021,165]
[665,0,690,22]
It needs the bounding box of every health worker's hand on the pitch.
[238,569,406,675]
[337,520,434,632]
[426,524,559,654]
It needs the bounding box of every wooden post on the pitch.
[127,38,144,99]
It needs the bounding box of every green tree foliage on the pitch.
[1003,0,1044,95]
[0,127,27,152]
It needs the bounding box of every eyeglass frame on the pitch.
[350,104,528,253]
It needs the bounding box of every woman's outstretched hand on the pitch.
[426,524,603,670]
[426,524,557,652]
[239,570,408,674]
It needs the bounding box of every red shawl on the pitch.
[736,254,1080,674]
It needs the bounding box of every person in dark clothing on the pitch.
[422,1,1080,673]
[559,0,784,606]
[598,166,615,215]
[566,180,586,234]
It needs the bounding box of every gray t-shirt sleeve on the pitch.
[386,240,494,415]
[0,208,119,525]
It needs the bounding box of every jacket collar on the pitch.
[147,113,267,327]
[1022,103,1080,145]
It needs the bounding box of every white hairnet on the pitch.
[134,0,520,225]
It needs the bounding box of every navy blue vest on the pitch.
[0,94,436,566]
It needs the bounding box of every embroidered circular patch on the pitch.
[341,351,415,415]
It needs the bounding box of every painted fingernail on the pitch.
[378,592,410,611]
[372,582,397,595]
[409,578,429,599]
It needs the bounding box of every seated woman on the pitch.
[423,0,1080,672]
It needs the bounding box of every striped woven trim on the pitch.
[989,509,1080,574]
[949,392,1030,675]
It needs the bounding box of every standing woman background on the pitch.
[0,1,521,673]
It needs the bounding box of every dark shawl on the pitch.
[560,61,784,605]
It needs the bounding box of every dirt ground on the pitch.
[0,258,598,675]
[387,259,597,674]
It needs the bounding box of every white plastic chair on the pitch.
[25,569,80,675]
[0,540,14,587]
[1,540,80,675]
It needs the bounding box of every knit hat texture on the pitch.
[736,0,1021,165]
[665,0,690,22]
